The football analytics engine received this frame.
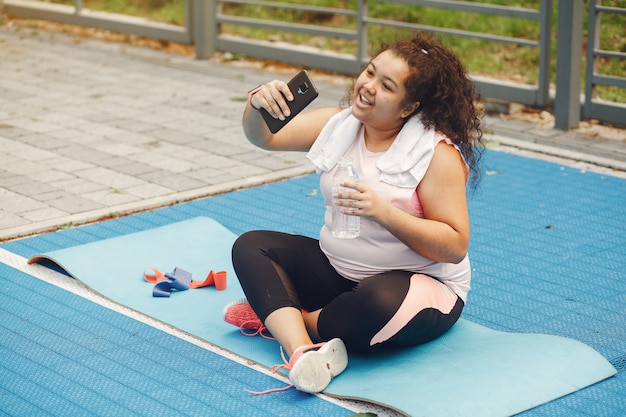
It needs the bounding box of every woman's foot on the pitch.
[223,298,274,340]
[278,338,348,393]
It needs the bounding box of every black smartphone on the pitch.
[261,70,319,133]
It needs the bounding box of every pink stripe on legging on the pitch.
[370,274,457,346]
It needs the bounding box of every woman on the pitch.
[225,31,484,394]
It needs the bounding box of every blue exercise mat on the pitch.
[0,262,351,417]
[29,216,617,417]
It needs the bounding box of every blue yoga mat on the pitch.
[29,216,617,417]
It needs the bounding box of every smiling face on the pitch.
[351,50,419,132]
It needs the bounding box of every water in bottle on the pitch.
[332,157,360,238]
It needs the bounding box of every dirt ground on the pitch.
[4,17,625,143]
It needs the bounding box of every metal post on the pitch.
[554,0,584,130]
[192,0,218,59]
[583,0,601,121]
[357,0,368,67]
[536,0,552,107]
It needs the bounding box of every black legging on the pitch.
[231,230,464,353]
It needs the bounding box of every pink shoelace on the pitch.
[245,343,325,395]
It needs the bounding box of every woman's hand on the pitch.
[243,79,341,152]
[333,181,389,222]
[250,80,294,121]
[334,142,470,264]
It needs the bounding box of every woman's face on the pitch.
[352,50,415,130]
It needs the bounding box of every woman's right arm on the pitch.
[243,80,341,152]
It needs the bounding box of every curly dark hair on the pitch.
[344,31,485,188]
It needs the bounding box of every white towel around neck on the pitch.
[306,108,436,188]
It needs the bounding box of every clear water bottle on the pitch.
[332,157,360,239]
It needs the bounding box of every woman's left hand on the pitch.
[334,181,389,222]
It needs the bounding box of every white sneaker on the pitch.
[245,338,348,395]
[285,338,348,393]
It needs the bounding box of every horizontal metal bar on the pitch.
[596,5,626,15]
[593,49,626,60]
[3,0,190,43]
[591,74,626,89]
[363,17,539,47]
[586,101,626,126]
[472,75,541,107]
[220,0,357,17]
[377,0,541,20]
[217,14,358,40]
[218,34,361,74]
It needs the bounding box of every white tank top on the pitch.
[318,128,471,302]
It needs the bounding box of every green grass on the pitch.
[41,0,186,23]
[30,0,626,102]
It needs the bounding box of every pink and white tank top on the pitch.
[318,128,471,302]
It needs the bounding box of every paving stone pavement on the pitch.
[1,23,625,241]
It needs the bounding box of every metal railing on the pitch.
[205,0,553,110]
[2,0,624,130]
[583,1,626,127]
[2,0,192,43]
